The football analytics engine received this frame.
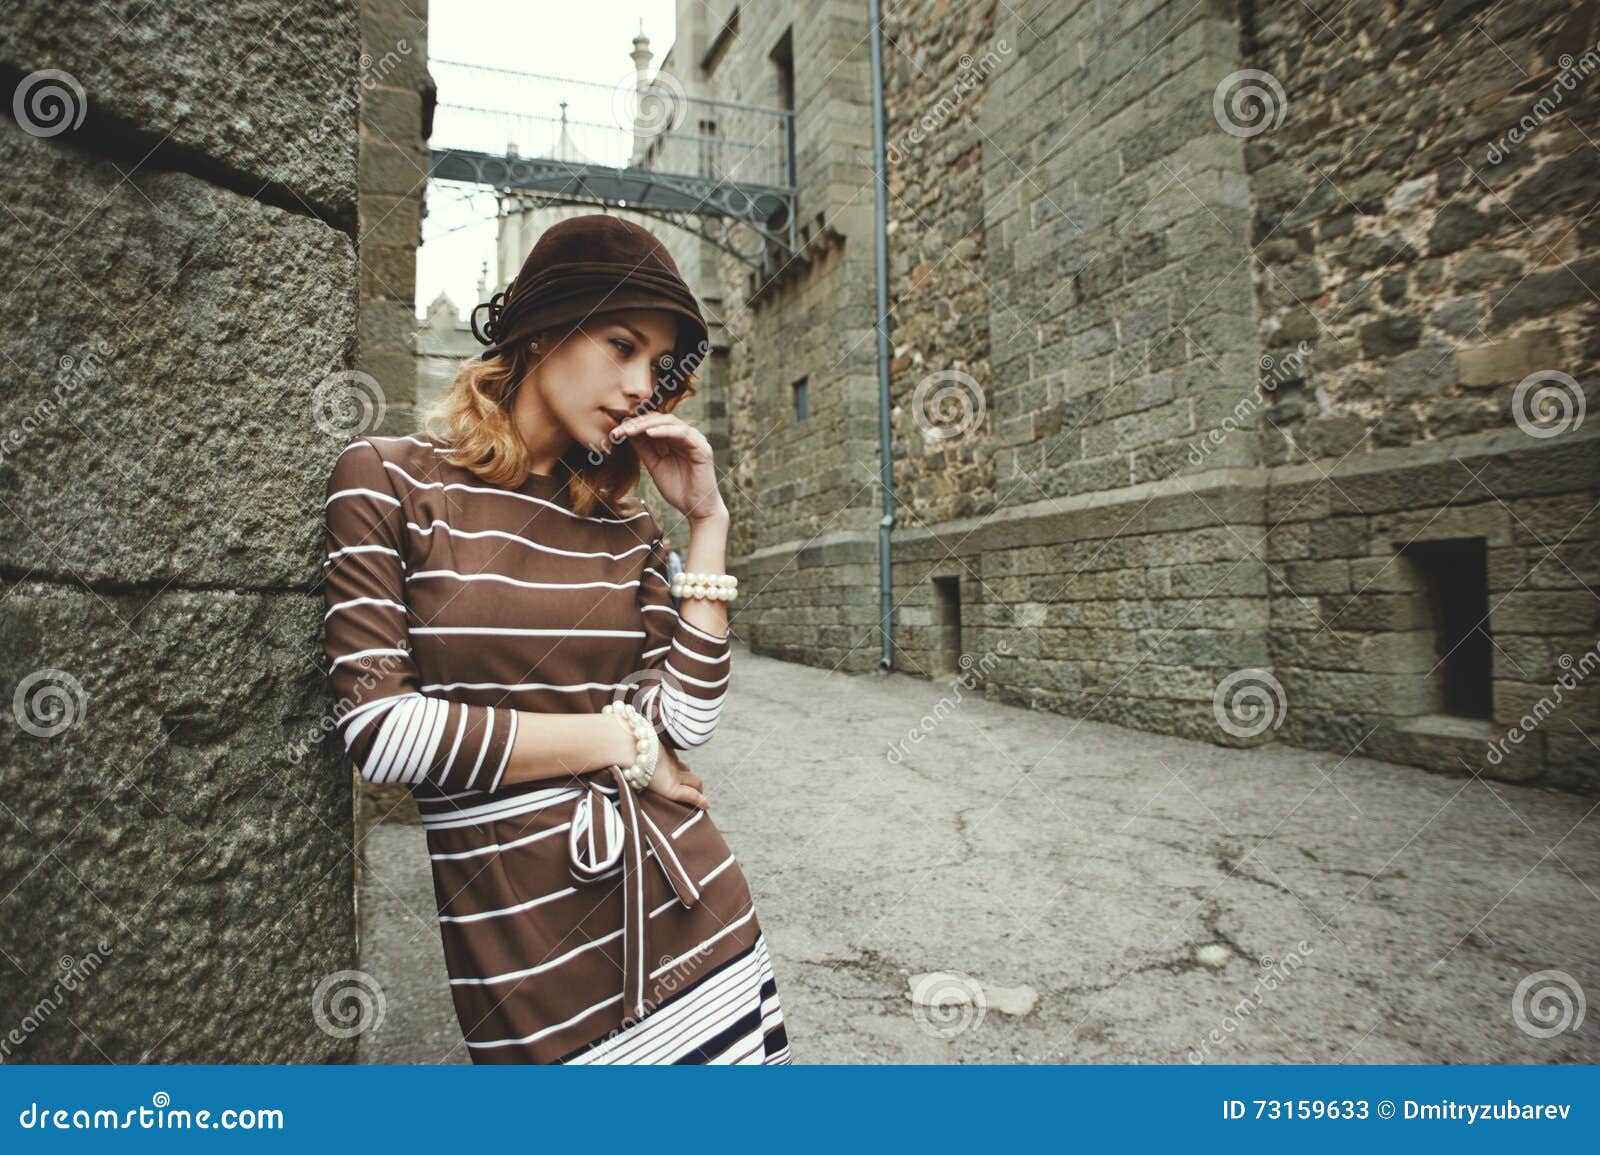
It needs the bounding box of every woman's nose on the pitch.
[624,362,657,403]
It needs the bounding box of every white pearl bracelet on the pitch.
[602,700,659,791]
[670,570,738,602]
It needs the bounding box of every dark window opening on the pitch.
[770,28,795,114]
[1407,538,1493,719]
[933,576,962,675]
[792,376,808,421]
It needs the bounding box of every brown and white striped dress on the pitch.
[321,431,791,1064]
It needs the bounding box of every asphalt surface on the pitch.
[358,641,1600,1064]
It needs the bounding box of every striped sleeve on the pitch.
[321,437,519,791]
[631,514,731,750]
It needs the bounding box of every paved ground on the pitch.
[358,642,1599,1064]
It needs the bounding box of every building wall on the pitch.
[1244,0,1599,786]
[703,0,1599,790]
[681,0,888,671]
[0,2,363,1059]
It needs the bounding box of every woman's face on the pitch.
[512,307,680,466]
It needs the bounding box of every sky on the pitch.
[417,1,679,322]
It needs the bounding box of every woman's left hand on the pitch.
[648,744,708,809]
[613,412,728,524]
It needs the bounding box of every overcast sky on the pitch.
[418,1,678,322]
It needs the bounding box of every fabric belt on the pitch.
[566,766,701,1022]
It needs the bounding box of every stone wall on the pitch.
[1245,0,1599,786]
[882,0,1273,746]
[713,0,1596,790]
[687,0,887,672]
[358,0,431,432]
[352,0,435,833]
[0,3,363,1059]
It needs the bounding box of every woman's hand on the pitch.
[613,412,729,525]
[646,743,708,810]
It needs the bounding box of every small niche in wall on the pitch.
[933,576,962,675]
[792,376,809,421]
[1403,538,1493,720]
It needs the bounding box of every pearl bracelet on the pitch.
[602,700,659,791]
[670,570,738,602]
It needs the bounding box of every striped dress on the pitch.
[321,432,791,1064]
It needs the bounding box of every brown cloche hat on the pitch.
[470,213,710,380]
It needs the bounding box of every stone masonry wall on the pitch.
[887,0,1272,748]
[0,4,363,1059]
[1245,0,1599,788]
[699,0,887,671]
[863,0,1596,789]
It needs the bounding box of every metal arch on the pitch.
[428,148,797,271]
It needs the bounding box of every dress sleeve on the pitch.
[630,511,732,750]
[321,437,519,791]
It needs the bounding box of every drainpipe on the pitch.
[868,0,895,675]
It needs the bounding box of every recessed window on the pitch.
[1405,538,1493,719]
[933,576,962,675]
[770,29,795,114]
[792,376,808,421]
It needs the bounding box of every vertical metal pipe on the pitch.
[868,0,895,674]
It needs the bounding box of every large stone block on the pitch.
[0,1,359,224]
[0,119,357,586]
[0,584,354,1061]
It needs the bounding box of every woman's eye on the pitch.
[612,339,634,356]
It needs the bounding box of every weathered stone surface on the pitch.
[0,1,359,223]
[0,584,355,1062]
[0,118,357,586]
[0,4,359,1064]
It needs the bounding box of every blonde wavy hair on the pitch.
[420,326,700,520]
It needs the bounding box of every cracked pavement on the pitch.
[358,641,1600,1063]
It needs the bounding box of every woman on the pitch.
[321,214,790,1064]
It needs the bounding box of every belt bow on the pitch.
[567,766,701,1022]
